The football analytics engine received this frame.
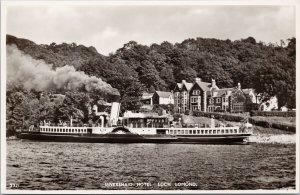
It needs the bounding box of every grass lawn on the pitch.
[250,116,295,127]
[181,114,294,135]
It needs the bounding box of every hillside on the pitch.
[7,35,296,108]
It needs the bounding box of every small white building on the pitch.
[152,91,174,105]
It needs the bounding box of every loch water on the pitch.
[6,140,295,190]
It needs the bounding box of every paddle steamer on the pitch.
[17,100,253,144]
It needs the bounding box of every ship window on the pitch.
[170,130,173,134]
[234,129,237,133]
[221,130,224,134]
[213,130,216,134]
[197,130,200,134]
[230,129,233,133]
[72,129,74,133]
[193,130,196,134]
[60,129,62,132]
[189,130,192,134]
[201,130,204,134]
[225,130,228,133]
[209,130,212,134]
[217,130,220,134]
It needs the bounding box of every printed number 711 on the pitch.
[9,183,19,188]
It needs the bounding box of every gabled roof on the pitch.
[177,83,182,89]
[142,92,154,100]
[184,83,193,91]
[155,91,172,98]
[175,81,193,91]
[194,80,212,91]
[207,88,234,97]
[242,88,254,95]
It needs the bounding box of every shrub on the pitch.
[250,110,296,117]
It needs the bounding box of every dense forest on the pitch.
[6,35,296,136]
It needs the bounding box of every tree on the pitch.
[107,76,144,112]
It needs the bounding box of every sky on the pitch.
[6,5,295,55]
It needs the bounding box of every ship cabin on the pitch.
[122,111,170,128]
[122,116,169,128]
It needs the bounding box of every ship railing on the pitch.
[167,126,241,135]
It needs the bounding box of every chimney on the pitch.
[211,115,215,128]
[238,83,241,90]
[195,77,201,82]
[212,79,216,88]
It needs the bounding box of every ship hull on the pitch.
[17,131,251,144]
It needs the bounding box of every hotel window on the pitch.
[191,97,195,103]
[209,98,213,104]
[216,98,221,103]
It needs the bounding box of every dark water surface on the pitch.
[6,140,295,190]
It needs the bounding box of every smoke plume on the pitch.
[7,44,119,96]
